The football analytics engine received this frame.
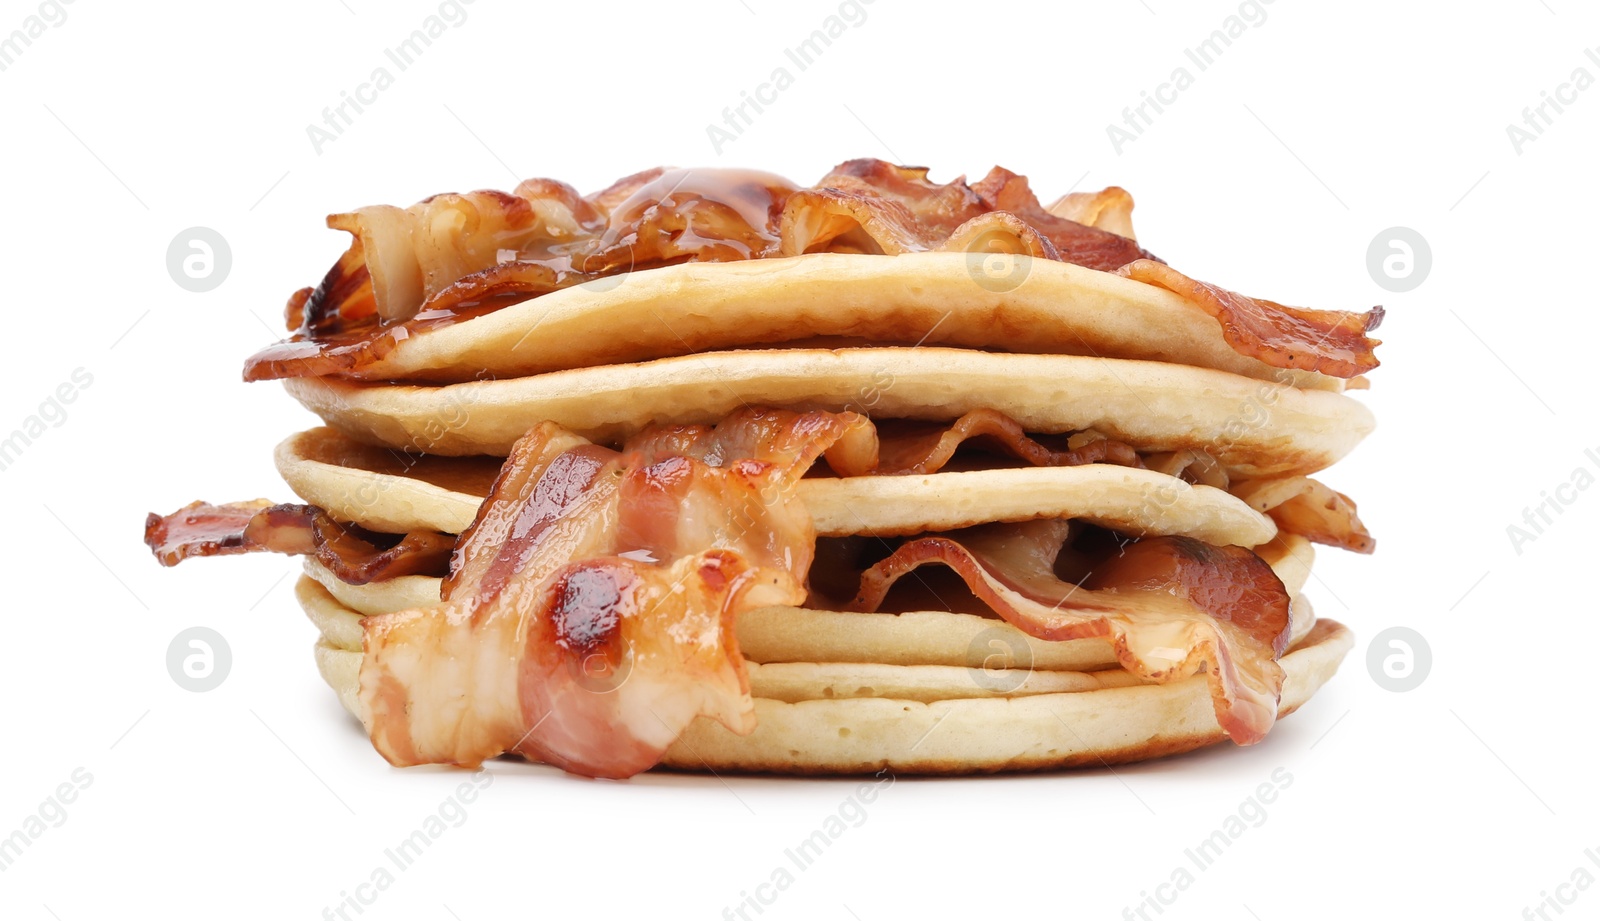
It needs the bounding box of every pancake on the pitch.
[285,348,1371,476]
[321,252,1346,391]
[300,526,1317,674]
[300,571,1321,693]
[274,427,1277,547]
[661,620,1351,774]
[300,577,1350,774]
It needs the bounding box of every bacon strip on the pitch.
[875,409,1142,475]
[144,500,273,565]
[850,520,1292,744]
[1231,477,1375,554]
[359,408,866,778]
[240,161,1168,383]
[144,500,453,584]
[777,188,938,257]
[622,408,880,478]
[1144,449,1229,490]
[243,159,1380,383]
[1117,260,1384,378]
[970,167,1157,271]
[1046,186,1138,240]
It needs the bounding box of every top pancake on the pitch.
[330,253,1346,390]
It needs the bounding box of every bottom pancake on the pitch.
[298,576,1351,775]
[659,620,1349,774]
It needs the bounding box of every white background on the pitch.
[1,0,1595,918]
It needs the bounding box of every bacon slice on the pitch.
[244,168,798,381]
[242,159,1381,384]
[874,409,1142,475]
[1231,477,1375,554]
[359,408,866,777]
[324,184,600,326]
[1117,260,1384,378]
[850,520,1292,744]
[813,159,988,235]
[242,161,1169,382]
[1047,186,1138,240]
[144,500,452,584]
[144,500,273,565]
[970,167,1158,271]
[780,159,987,256]
[1143,449,1230,490]
[330,168,791,325]
[778,188,936,256]
[622,409,880,479]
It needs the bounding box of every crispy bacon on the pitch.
[359,408,866,777]
[1047,186,1138,239]
[850,520,1292,744]
[781,159,981,255]
[970,167,1157,271]
[1117,260,1384,378]
[144,500,453,584]
[1144,449,1230,490]
[244,168,798,381]
[321,184,600,326]
[875,409,1143,475]
[242,159,1381,383]
[777,188,933,256]
[622,409,880,479]
[322,169,789,324]
[1231,477,1375,554]
[814,159,987,234]
[144,500,273,565]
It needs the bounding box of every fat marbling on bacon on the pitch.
[1118,261,1386,381]
[243,159,1381,383]
[850,520,1294,745]
[144,500,453,584]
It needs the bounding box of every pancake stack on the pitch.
[145,160,1379,777]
